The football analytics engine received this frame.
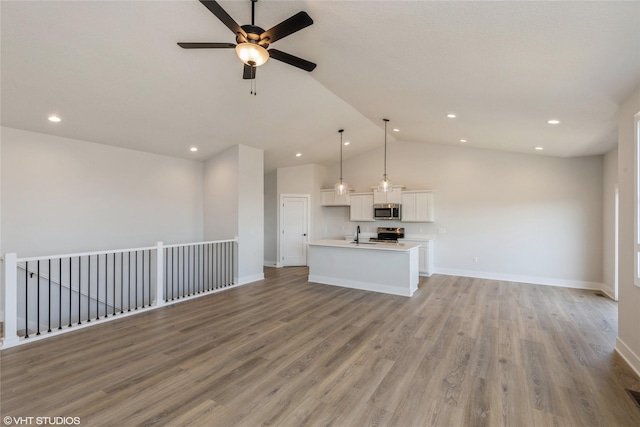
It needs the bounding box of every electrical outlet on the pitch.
[439,228,446,234]
[473,257,479,263]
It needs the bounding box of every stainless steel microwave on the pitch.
[373,204,401,220]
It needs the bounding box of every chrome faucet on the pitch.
[355,226,361,244]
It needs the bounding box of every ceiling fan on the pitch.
[178,0,316,80]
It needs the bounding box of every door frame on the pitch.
[278,194,311,267]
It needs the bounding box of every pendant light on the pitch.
[334,129,349,195]
[378,118,392,192]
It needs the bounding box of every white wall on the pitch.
[204,144,264,284]
[204,146,238,241]
[325,141,604,288]
[1,127,204,256]
[237,145,264,282]
[602,148,618,299]
[264,170,277,266]
[616,85,640,375]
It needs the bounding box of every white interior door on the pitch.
[281,195,310,266]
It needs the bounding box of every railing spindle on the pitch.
[162,248,169,301]
[104,253,108,318]
[58,258,62,330]
[120,252,124,314]
[96,255,100,320]
[181,246,185,298]
[87,256,91,322]
[196,245,199,294]
[36,260,41,335]
[135,251,139,309]
[141,250,145,308]
[78,257,82,325]
[205,244,209,291]
[25,261,29,338]
[48,259,52,332]
[68,258,72,327]
[128,252,132,312]
[148,250,151,306]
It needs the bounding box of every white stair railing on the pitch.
[2,239,237,349]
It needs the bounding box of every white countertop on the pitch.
[308,239,421,252]
[400,234,436,241]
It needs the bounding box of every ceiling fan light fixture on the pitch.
[235,42,269,67]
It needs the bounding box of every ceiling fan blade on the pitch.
[177,42,236,49]
[243,64,256,80]
[268,49,316,72]
[260,11,313,44]
[199,0,246,38]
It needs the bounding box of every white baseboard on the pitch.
[236,273,265,286]
[434,267,603,290]
[600,287,616,301]
[616,337,640,378]
[263,260,278,267]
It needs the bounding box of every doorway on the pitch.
[279,194,310,267]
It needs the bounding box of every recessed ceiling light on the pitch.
[547,119,560,124]
[344,141,350,146]
[460,139,467,143]
[48,115,61,122]
[447,114,456,118]
[190,147,198,152]
[535,146,544,151]
[393,128,400,132]
[296,153,302,157]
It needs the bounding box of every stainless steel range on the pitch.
[370,227,404,243]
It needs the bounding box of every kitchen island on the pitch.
[308,239,421,297]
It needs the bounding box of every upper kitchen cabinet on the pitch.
[321,189,351,206]
[373,186,404,205]
[401,191,435,222]
[350,193,375,222]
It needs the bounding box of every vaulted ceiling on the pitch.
[2,1,639,172]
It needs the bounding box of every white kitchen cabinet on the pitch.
[399,238,434,276]
[320,189,350,206]
[350,193,374,221]
[373,186,404,205]
[401,191,434,222]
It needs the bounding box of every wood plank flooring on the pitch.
[2,267,640,426]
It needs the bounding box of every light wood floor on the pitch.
[2,267,640,426]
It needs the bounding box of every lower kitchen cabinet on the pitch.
[399,239,434,276]
[350,193,375,222]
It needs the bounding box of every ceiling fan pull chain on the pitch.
[250,67,257,96]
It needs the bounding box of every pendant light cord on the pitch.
[383,118,389,179]
[339,129,344,182]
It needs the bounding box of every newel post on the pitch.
[2,253,20,348]
[155,242,165,307]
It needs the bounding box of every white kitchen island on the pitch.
[308,239,421,297]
